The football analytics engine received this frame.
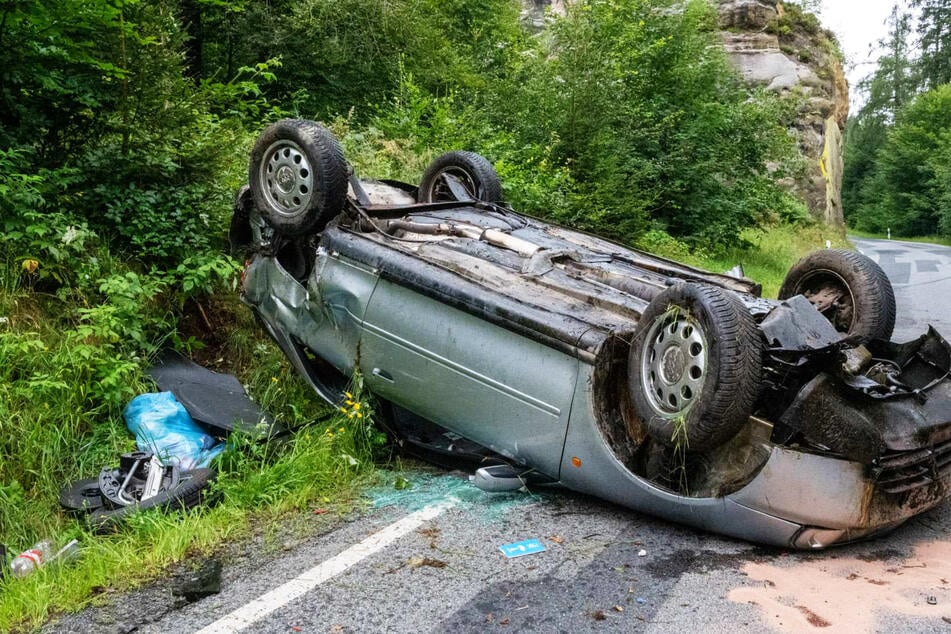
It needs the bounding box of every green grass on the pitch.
[0,344,381,631]
[0,265,385,631]
[640,223,851,298]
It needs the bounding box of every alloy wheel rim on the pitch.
[260,140,314,217]
[640,310,708,417]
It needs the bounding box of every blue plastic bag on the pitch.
[124,392,224,471]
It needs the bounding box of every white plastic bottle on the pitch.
[10,540,52,578]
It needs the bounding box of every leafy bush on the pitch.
[466,0,801,247]
[331,0,801,250]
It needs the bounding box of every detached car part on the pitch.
[60,452,215,533]
[148,351,282,439]
[232,118,951,548]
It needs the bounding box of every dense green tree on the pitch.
[184,0,523,117]
[842,1,951,235]
[859,6,918,122]
[911,0,951,88]
[0,0,260,263]
[481,0,799,245]
[852,85,951,235]
[0,0,129,156]
[1,0,805,259]
[843,6,916,223]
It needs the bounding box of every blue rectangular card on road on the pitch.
[499,538,547,558]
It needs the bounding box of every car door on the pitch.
[359,276,580,479]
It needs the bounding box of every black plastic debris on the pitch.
[148,351,283,439]
[380,403,502,471]
[59,477,105,513]
[174,558,223,603]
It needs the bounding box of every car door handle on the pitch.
[372,368,395,383]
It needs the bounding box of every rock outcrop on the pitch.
[717,0,848,226]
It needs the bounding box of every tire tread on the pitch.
[629,283,763,451]
[419,151,503,203]
[778,249,896,341]
[248,119,348,236]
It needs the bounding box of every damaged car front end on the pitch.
[232,119,951,548]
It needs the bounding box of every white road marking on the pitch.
[194,501,454,634]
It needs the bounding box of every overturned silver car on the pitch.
[231,119,951,548]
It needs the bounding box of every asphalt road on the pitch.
[47,237,951,634]
[852,237,951,342]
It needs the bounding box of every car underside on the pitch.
[232,119,951,548]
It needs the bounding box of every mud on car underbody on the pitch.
[231,119,951,548]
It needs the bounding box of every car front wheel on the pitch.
[628,283,762,452]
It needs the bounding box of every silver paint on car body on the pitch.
[240,180,951,548]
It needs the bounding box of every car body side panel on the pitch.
[302,247,379,373]
[360,277,580,479]
[728,449,868,529]
[243,248,379,381]
[560,363,807,547]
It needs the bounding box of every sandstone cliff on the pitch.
[717,0,848,226]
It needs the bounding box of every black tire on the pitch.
[86,468,216,534]
[418,151,503,203]
[59,478,105,513]
[248,119,348,237]
[629,283,762,452]
[778,249,896,341]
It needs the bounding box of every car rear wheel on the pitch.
[778,249,895,341]
[629,283,762,452]
[418,151,503,203]
[248,119,348,236]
